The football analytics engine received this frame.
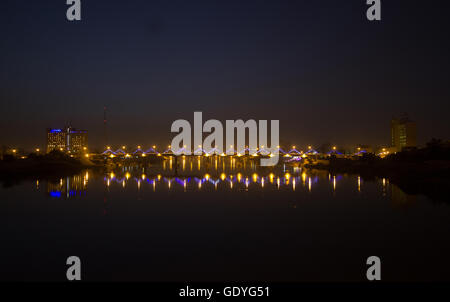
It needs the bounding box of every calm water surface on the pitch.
[1,157,449,281]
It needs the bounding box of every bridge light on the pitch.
[153,145,156,149]
[252,173,258,182]
[333,146,337,150]
[36,148,40,152]
[137,145,141,149]
[292,146,296,149]
[122,146,126,149]
[237,173,242,182]
[308,146,312,149]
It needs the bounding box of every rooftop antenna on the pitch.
[103,106,108,148]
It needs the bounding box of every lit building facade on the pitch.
[46,129,66,152]
[46,127,88,153]
[391,115,416,152]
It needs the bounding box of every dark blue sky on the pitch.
[1,0,449,150]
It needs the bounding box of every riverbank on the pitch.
[0,155,97,187]
[305,157,450,202]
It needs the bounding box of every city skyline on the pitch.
[2,115,418,155]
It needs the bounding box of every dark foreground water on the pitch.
[1,158,449,282]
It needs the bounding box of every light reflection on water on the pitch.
[40,157,401,203]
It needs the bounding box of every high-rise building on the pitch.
[68,128,88,153]
[46,128,66,152]
[391,115,416,152]
[46,127,88,153]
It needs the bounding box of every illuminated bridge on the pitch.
[100,145,320,158]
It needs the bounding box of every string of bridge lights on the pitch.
[101,145,336,158]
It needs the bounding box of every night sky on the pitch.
[1,0,449,150]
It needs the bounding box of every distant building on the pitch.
[391,115,416,152]
[46,128,66,152]
[47,127,88,153]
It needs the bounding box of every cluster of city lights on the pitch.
[5,144,391,159]
[101,145,327,158]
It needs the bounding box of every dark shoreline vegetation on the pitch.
[0,150,94,188]
[305,142,450,202]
